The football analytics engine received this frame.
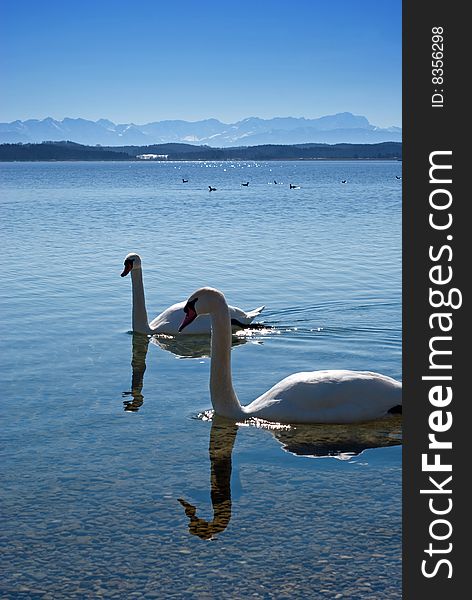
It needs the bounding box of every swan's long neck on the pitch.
[209,301,243,419]
[130,268,152,334]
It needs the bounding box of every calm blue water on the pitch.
[0,161,402,599]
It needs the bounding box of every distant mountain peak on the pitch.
[96,118,115,127]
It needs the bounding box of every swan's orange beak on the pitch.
[178,306,197,332]
[121,259,133,277]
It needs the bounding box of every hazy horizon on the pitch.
[1,112,401,129]
[0,0,401,128]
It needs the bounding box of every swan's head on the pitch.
[121,253,142,277]
[178,287,227,332]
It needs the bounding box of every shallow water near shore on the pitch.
[0,160,401,598]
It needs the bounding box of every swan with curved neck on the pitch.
[121,254,265,335]
[179,287,402,423]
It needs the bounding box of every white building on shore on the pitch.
[136,153,169,160]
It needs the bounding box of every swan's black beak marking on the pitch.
[121,259,133,277]
[178,298,198,332]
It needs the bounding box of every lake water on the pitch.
[0,161,402,599]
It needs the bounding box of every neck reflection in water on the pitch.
[121,336,401,539]
[178,416,238,540]
[177,414,401,540]
[122,333,150,412]
[121,332,251,411]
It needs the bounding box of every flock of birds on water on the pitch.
[178,176,402,191]
[121,253,402,425]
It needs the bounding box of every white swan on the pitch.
[121,254,265,335]
[179,287,402,423]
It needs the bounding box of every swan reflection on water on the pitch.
[151,331,252,360]
[179,416,237,540]
[121,333,401,540]
[178,413,402,540]
[122,332,255,411]
[269,416,401,459]
[122,333,150,412]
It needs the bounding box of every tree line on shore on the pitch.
[0,140,402,161]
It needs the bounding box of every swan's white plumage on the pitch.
[148,301,265,335]
[122,253,264,335]
[180,287,402,424]
[244,370,402,423]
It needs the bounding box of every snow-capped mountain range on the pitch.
[0,113,401,147]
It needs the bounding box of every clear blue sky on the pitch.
[0,0,401,127]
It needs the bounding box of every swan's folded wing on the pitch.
[149,301,214,335]
[245,370,402,424]
[228,304,265,325]
[149,301,186,334]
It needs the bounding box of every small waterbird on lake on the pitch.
[396,175,402,179]
[179,287,402,423]
[121,254,265,335]
[241,182,249,186]
[341,180,347,184]
[182,178,189,183]
[289,184,300,189]
[209,186,217,192]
